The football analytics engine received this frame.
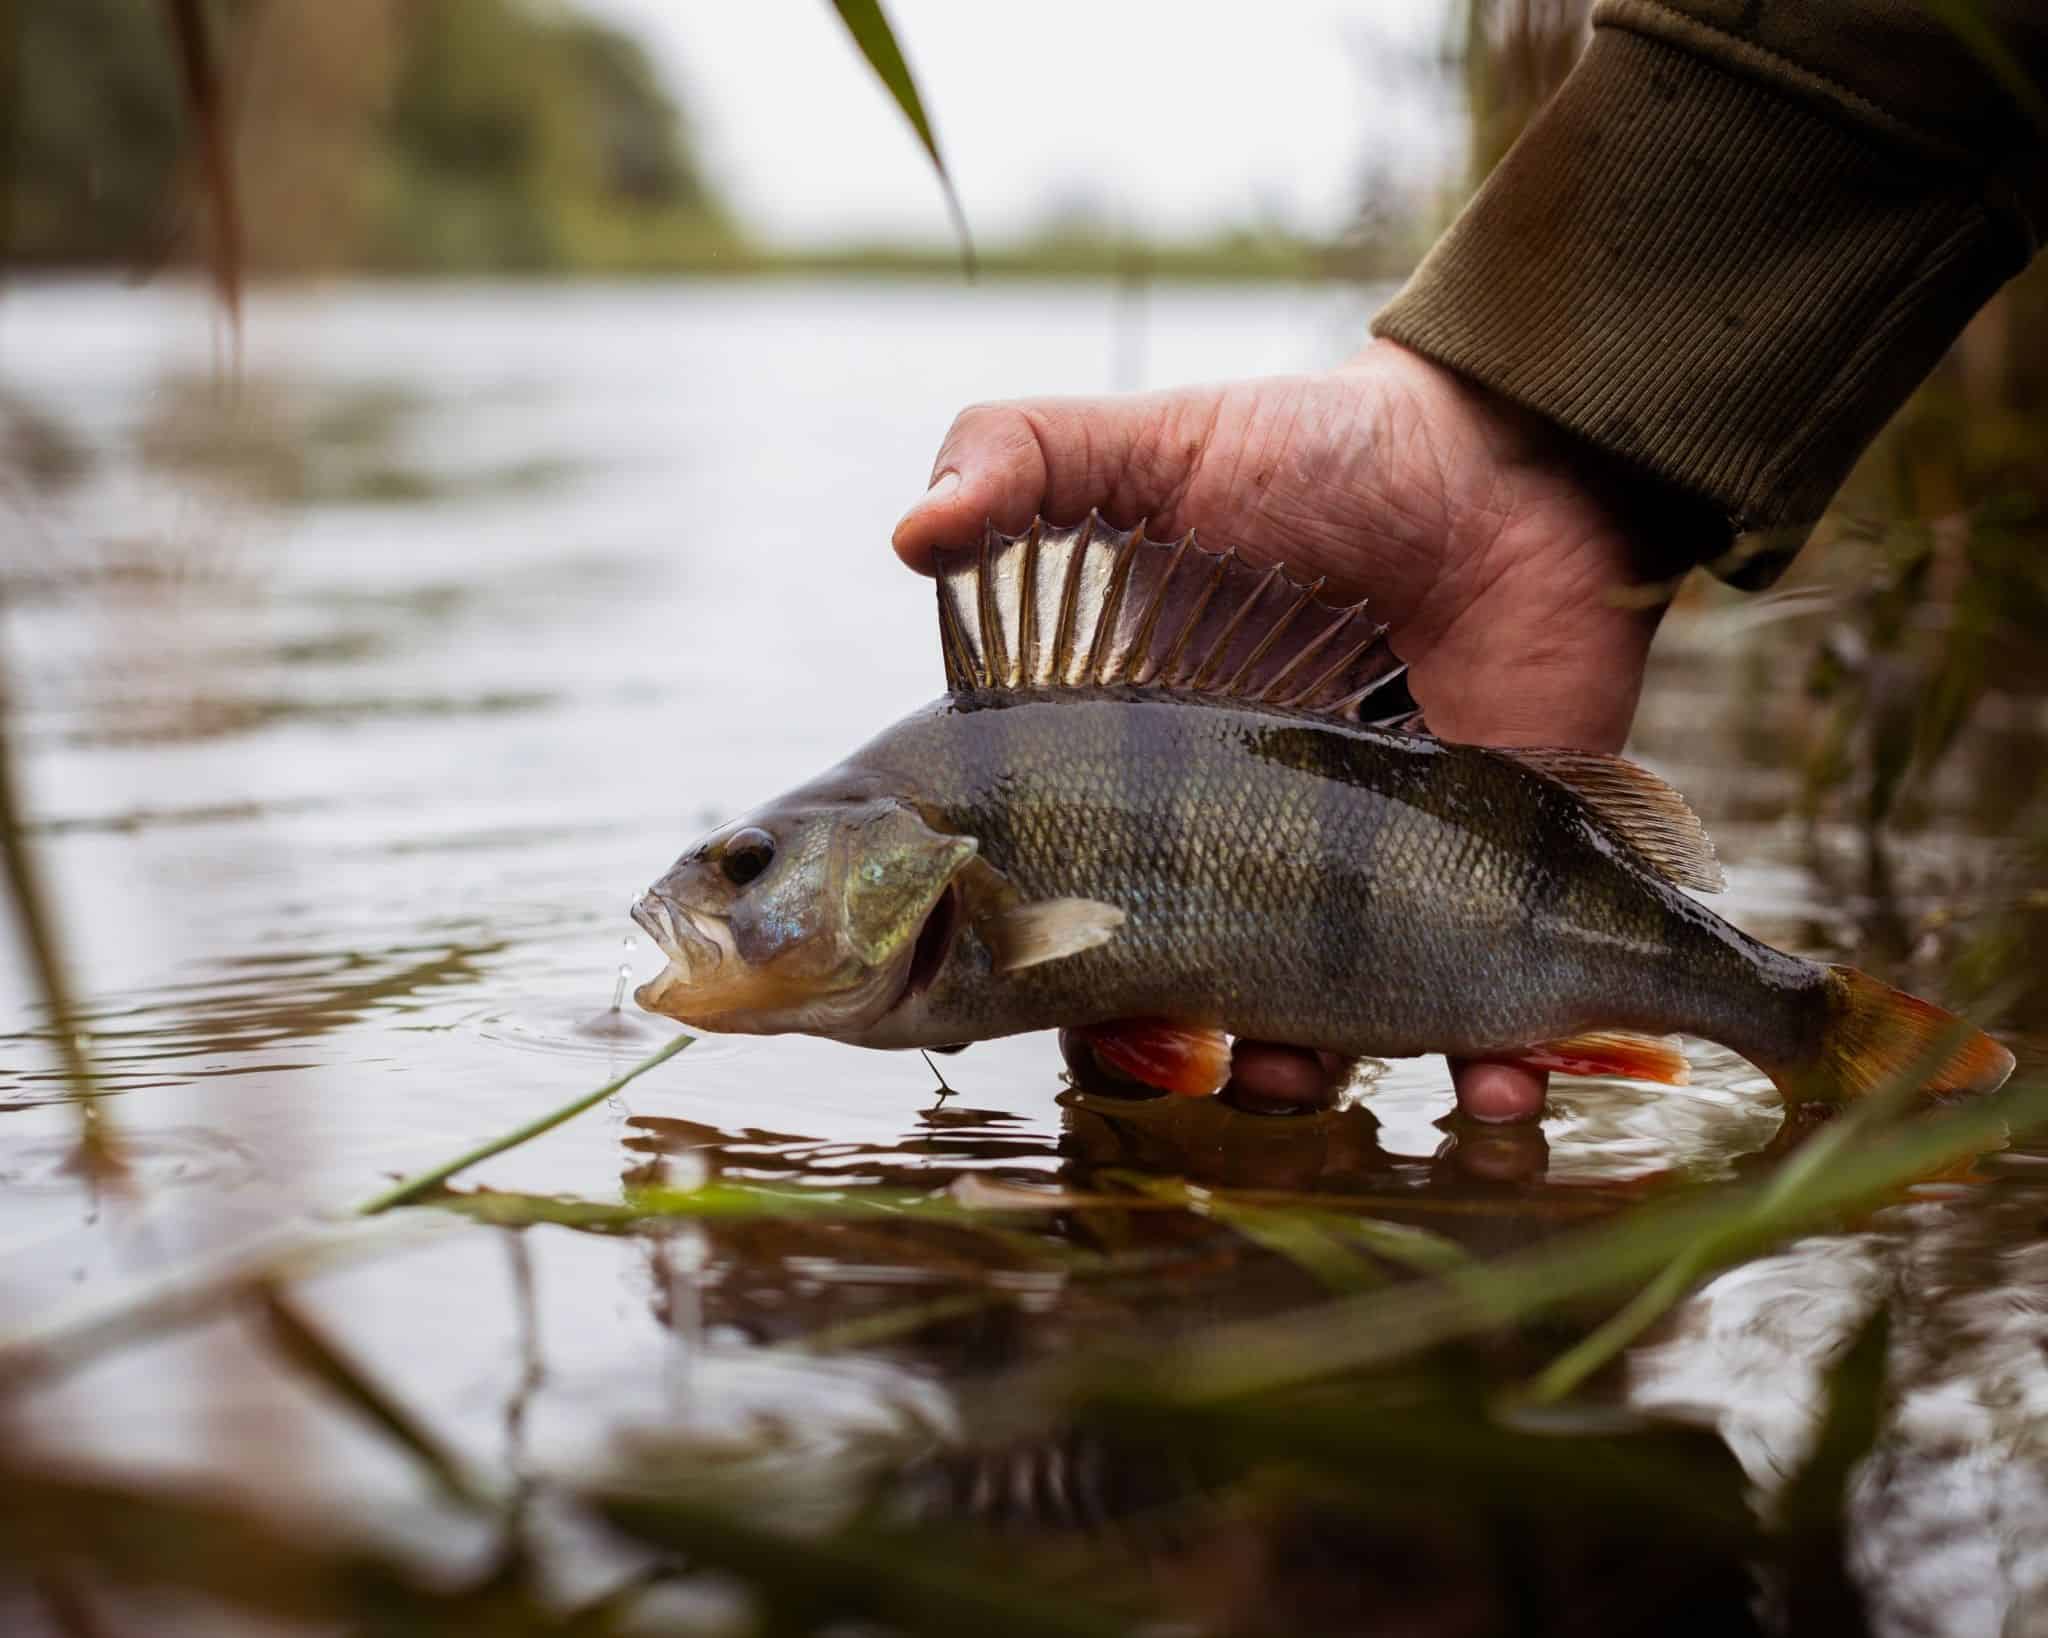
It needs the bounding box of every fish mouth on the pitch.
[629,881,961,1033]
[630,892,726,1014]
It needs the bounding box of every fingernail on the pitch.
[897,469,960,530]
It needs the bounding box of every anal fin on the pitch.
[1071,1019,1231,1097]
[1480,1030,1690,1086]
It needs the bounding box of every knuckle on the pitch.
[946,400,1025,446]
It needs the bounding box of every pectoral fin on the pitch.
[978,896,1125,974]
[1479,1030,1690,1086]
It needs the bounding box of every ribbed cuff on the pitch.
[1373,23,2030,584]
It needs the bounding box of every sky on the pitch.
[574,0,1463,246]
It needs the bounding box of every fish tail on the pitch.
[1764,965,2013,1105]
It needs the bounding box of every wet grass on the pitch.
[3,7,2042,1630]
[4,1015,2040,1633]
[7,300,2047,1635]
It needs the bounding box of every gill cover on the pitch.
[840,804,977,965]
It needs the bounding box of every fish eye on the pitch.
[720,827,775,887]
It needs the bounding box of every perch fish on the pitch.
[633,517,2013,1105]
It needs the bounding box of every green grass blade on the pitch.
[1770,1303,1888,1629]
[1019,1074,2048,1412]
[1777,1303,1889,1534]
[826,0,976,273]
[256,1284,488,1507]
[1094,1387,1760,1544]
[786,1288,1009,1354]
[1210,1201,1389,1293]
[0,1467,512,1629]
[596,1488,1132,1638]
[1119,1176,1386,1293]
[357,1031,694,1214]
[1521,1018,1974,1403]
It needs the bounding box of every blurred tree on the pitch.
[1460,0,1592,180]
[6,0,186,267]
[2,0,730,274]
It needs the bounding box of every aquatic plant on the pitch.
[1,5,2043,1634]
[0,1019,2038,1632]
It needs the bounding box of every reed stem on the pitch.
[357,1031,694,1214]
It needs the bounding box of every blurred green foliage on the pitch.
[7,0,190,265]
[7,0,732,275]
[1733,258,2048,1035]
[368,0,727,271]
[4,0,1388,283]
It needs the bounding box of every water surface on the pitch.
[0,278,2040,1636]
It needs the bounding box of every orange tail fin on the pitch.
[1767,966,2013,1105]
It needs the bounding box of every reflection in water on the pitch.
[1634,1177,2048,1635]
[0,1126,256,1193]
[0,932,509,1100]
[596,1071,1785,1636]
[0,282,2042,1635]
[476,997,683,1061]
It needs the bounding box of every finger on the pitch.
[1225,1039,1350,1113]
[1441,1120,1550,1183]
[891,390,1218,573]
[1450,1057,1547,1123]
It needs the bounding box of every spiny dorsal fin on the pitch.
[934,513,1407,722]
[1504,747,1726,893]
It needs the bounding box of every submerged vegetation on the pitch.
[0,1028,2038,1633]
[2,1,2047,1634]
[1738,255,2048,1036]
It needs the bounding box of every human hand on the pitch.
[893,339,1672,1122]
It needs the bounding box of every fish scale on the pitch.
[849,690,1761,1061]
[632,516,2014,1109]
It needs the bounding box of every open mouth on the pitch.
[631,894,689,964]
[631,883,960,1028]
[630,892,724,1011]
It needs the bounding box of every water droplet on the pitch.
[611,936,635,1012]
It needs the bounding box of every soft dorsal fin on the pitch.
[1504,747,1726,893]
[934,513,1408,722]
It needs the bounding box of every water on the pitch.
[0,278,2041,1634]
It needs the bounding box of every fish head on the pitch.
[632,793,977,1037]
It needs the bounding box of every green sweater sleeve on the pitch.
[1371,1,2048,584]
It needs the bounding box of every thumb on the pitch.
[891,391,1217,573]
